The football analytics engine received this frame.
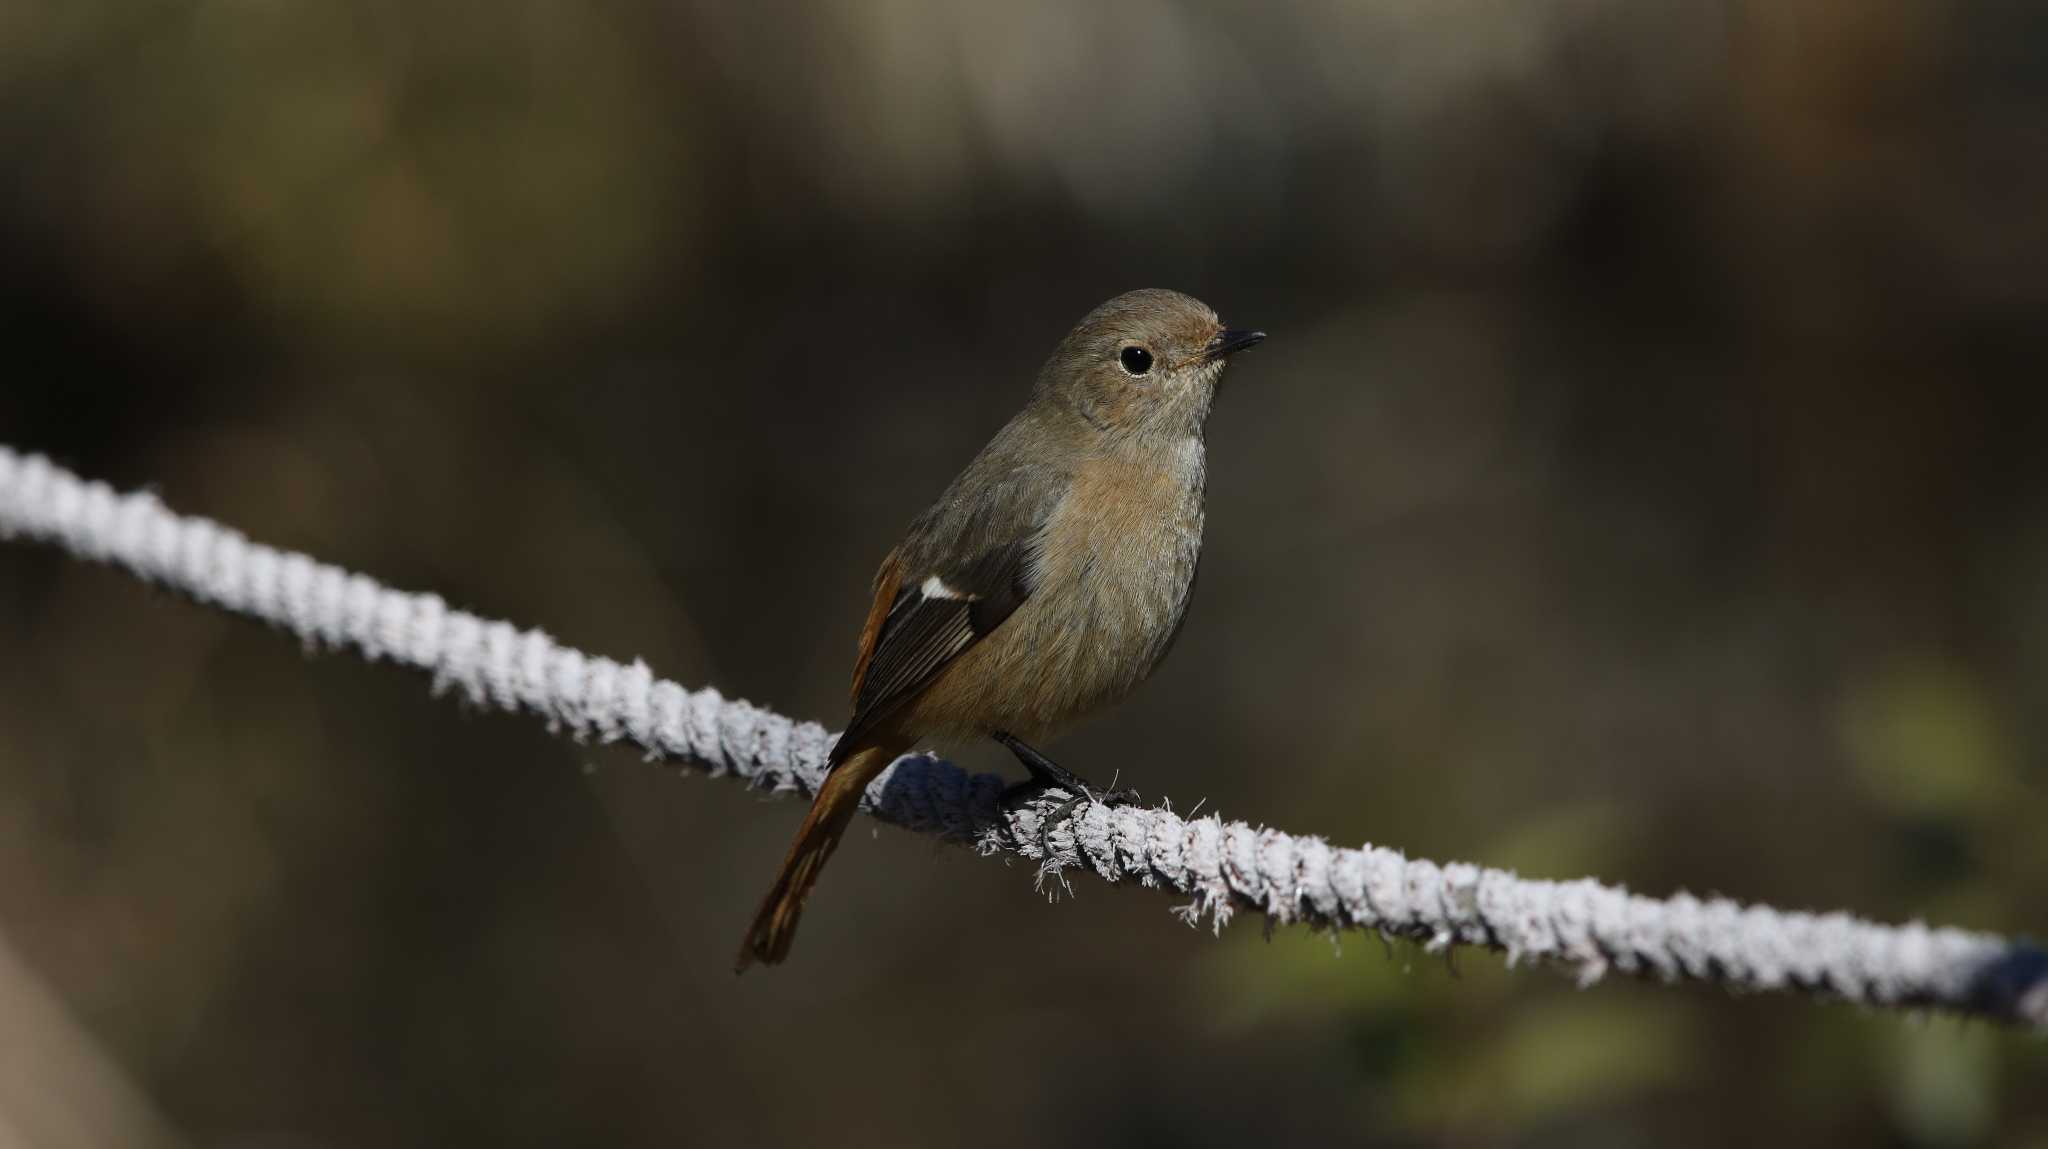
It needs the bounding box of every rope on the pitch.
[1,445,2041,1027]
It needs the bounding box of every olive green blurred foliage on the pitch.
[2,0,2046,1145]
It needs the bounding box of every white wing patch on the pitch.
[920,575,976,601]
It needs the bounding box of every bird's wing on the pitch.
[834,535,1038,761]
[848,549,905,709]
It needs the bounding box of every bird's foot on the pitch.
[993,731,1139,858]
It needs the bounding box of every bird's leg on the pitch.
[995,731,1118,799]
[993,731,1138,856]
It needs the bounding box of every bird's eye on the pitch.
[1118,345,1154,376]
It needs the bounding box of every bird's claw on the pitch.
[993,730,1139,858]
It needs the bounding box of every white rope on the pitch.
[1,445,2041,1027]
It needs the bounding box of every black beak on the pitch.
[1205,328,1267,361]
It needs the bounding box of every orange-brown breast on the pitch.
[902,438,1205,743]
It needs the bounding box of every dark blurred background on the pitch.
[3,0,2046,1144]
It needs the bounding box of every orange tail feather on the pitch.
[734,740,903,972]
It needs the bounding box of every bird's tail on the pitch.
[734,738,905,972]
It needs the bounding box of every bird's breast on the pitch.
[911,440,1206,742]
[1037,441,1206,666]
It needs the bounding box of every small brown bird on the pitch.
[736,288,1264,971]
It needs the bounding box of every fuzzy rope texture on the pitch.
[1,445,2042,1027]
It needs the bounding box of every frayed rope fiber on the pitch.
[1,445,2042,1027]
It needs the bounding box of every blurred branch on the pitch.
[1,445,2042,1029]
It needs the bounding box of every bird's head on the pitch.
[1037,288,1264,443]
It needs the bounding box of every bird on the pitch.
[736,288,1264,971]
